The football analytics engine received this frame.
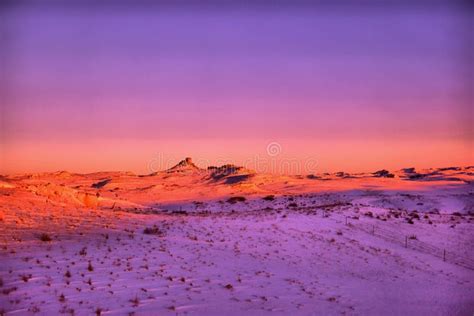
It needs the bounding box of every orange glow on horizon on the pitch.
[2,138,472,175]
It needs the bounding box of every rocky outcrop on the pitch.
[167,157,202,173]
[373,170,395,178]
[208,164,244,179]
[207,164,255,184]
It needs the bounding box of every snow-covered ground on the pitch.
[0,163,473,315]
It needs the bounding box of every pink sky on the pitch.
[1,4,472,174]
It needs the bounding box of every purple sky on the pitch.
[1,2,472,173]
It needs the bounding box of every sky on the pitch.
[0,1,472,174]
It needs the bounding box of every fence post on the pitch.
[372,225,375,235]
[345,216,348,225]
[405,236,408,248]
[443,249,446,262]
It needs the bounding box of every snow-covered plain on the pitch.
[1,162,473,315]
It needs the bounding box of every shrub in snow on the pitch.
[39,233,52,242]
[263,195,275,201]
[143,226,165,236]
[227,196,246,204]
